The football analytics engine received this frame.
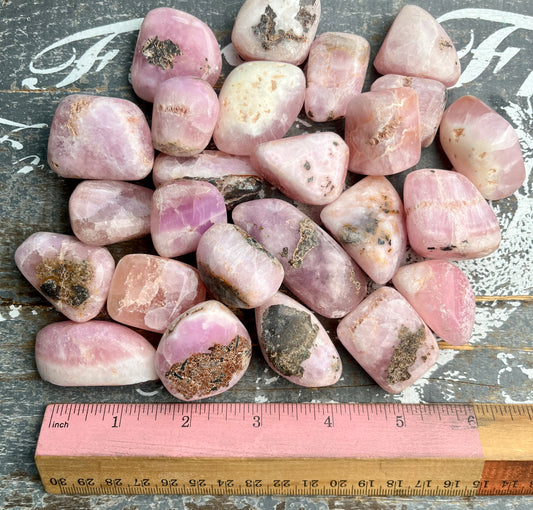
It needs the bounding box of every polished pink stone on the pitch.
[439,95,526,200]
[392,260,475,346]
[232,199,367,318]
[305,32,370,122]
[231,0,321,65]
[345,87,421,175]
[404,169,501,259]
[47,94,153,180]
[337,286,439,394]
[152,76,219,157]
[213,61,306,156]
[15,232,115,322]
[69,180,153,246]
[251,132,349,205]
[320,176,407,285]
[151,180,227,258]
[130,7,222,102]
[374,5,461,87]
[371,74,446,148]
[156,300,252,400]
[255,291,342,387]
[107,254,207,333]
[35,321,158,386]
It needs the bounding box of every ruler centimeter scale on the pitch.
[35,402,533,496]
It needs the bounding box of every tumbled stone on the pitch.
[35,321,157,386]
[305,32,370,122]
[345,87,421,175]
[151,180,227,258]
[130,7,222,102]
[337,286,439,394]
[152,76,219,157]
[47,94,153,180]
[196,223,284,309]
[232,0,321,65]
[15,232,115,322]
[251,132,348,205]
[320,176,406,285]
[255,291,342,387]
[232,198,367,318]
[392,260,475,345]
[213,61,306,156]
[107,254,206,333]
[69,180,153,246]
[439,95,526,200]
[156,300,252,400]
[374,4,461,87]
[404,169,501,259]
[371,74,446,148]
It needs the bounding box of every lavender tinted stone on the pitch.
[337,286,439,394]
[131,7,222,102]
[47,94,154,180]
[15,232,115,322]
[69,180,153,246]
[151,180,227,258]
[232,199,367,318]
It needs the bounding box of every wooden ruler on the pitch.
[35,402,533,496]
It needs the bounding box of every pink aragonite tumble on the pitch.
[251,132,349,205]
[439,95,526,200]
[404,169,501,260]
[213,61,306,156]
[371,74,446,148]
[107,254,206,333]
[392,260,475,346]
[345,87,421,175]
[35,321,158,386]
[337,286,439,394]
[47,94,153,180]
[374,4,461,87]
[305,32,370,122]
[320,176,406,285]
[15,232,115,322]
[130,7,221,102]
[156,300,252,401]
[69,180,153,246]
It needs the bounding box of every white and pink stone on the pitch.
[404,169,501,260]
[156,300,252,400]
[392,260,475,346]
[231,0,321,65]
[107,254,207,333]
[371,74,446,148]
[130,7,222,102]
[439,95,526,200]
[213,61,306,156]
[151,180,227,258]
[151,76,219,157]
[15,232,115,322]
[251,132,349,205]
[35,321,158,386]
[255,291,342,387]
[47,94,153,180]
[337,286,439,394]
[374,4,461,87]
[305,32,370,122]
[320,176,406,285]
[345,87,421,175]
[232,199,367,318]
[69,180,153,246]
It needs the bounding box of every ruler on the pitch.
[35,402,533,496]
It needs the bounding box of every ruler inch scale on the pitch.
[35,402,533,496]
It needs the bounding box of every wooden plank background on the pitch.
[1,0,532,508]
